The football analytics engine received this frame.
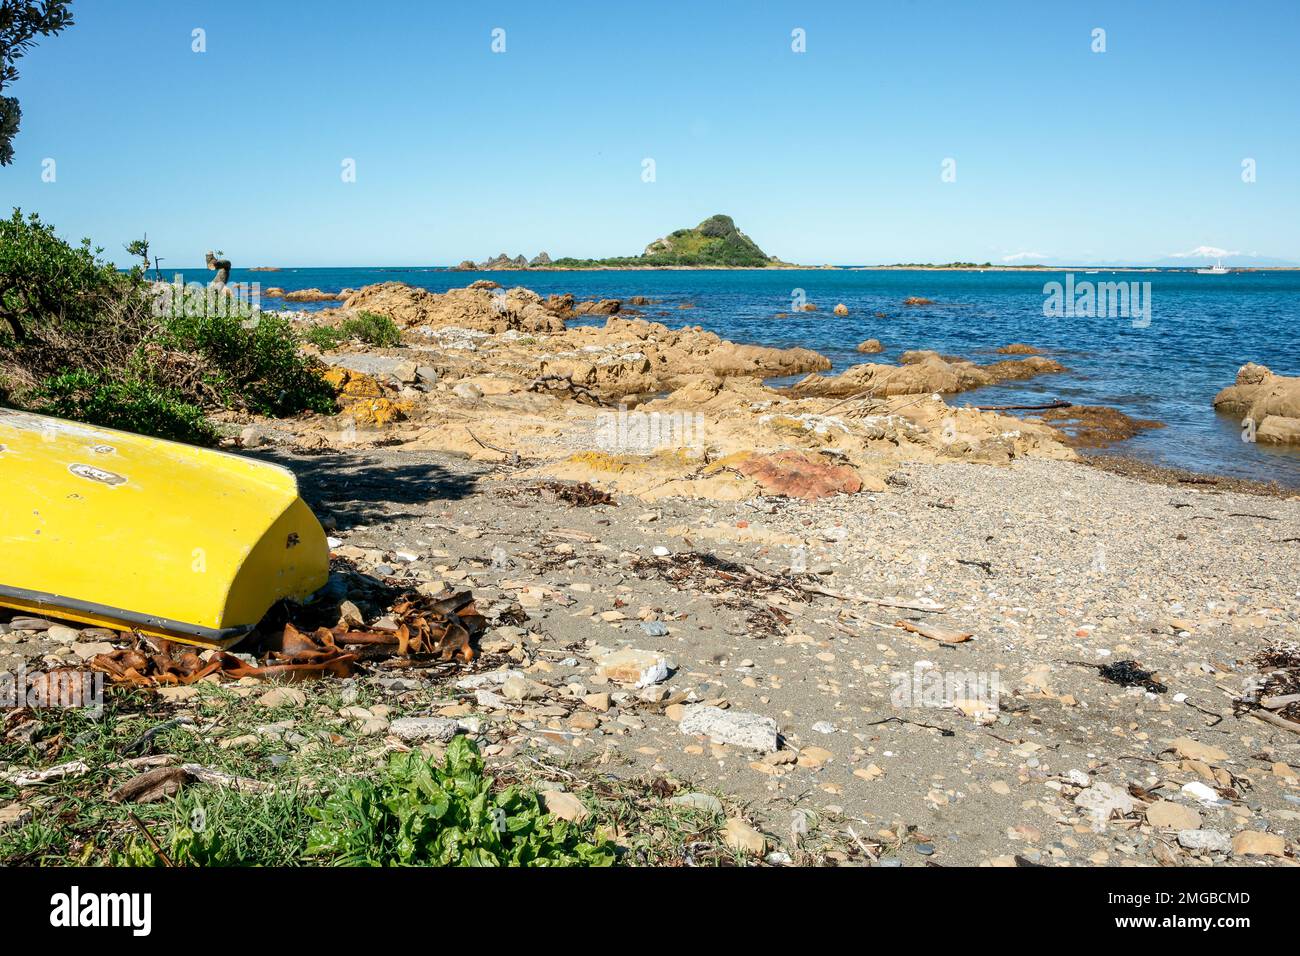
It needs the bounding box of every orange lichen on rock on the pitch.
[323,367,383,399]
[350,397,412,427]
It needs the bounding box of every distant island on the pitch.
[455,214,805,271]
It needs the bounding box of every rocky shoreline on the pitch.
[245,279,1300,478]
[243,280,1093,502]
[6,278,1296,868]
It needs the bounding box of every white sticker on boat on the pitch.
[69,463,127,486]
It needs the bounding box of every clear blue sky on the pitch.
[3,0,1297,266]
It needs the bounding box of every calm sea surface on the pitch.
[172,266,1300,487]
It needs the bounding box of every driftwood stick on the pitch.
[128,812,175,868]
[1260,693,1300,710]
[1249,710,1300,736]
[465,428,521,465]
[799,584,945,612]
[180,763,271,793]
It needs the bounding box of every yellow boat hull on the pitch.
[0,410,329,648]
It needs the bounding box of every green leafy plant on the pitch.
[157,307,336,417]
[0,208,122,342]
[32,369,217,445]
[338,310,401,348]
[303,324,346,351]
[306,737,615,866]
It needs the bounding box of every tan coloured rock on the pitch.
[1170,737,1228,764]
[1231,830,1286,857]
[789,351,1064,398]
[574,299,621,315]
[1145,800,1201,830]
[281,281,1078,501]
[259,687,306,708]
[1213,363,1300,445]
[535,316,831,400]
[722,817,767,854]
[542,790,590,823]
[282,288,345,302]
[337,282,564,334]
[595,648,669,686]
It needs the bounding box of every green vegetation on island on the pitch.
[469,214,787,270]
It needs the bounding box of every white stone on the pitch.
[678,705,779,753]
[1073,781,1135,828]
[389,717,461,743]
[1177,829,1232,853]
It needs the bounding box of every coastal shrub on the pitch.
[157,309,336,417]
[338,310,401,348]
[305,737,615,867]
[0,209,337,441]
[303,324,346,351]
[0,208,126,343]
[31,369,217,445]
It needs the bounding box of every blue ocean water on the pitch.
[172,266,1300,487]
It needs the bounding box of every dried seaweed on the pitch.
[90,588,486,689]
[629,551,812,600]
[1067,659,1167,693]
[1249,642,1300,721]
[525,480,616,507]
[1097,660,1167,693]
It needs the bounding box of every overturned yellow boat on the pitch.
[0,409,329,648]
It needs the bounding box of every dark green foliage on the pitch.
[0,1,75,165]
[0,208,121,341]
[32,370,217,445]
[306,737,615,866]
[158,309,336,417]
[124,236,151,274]
[0,209,336,443]
[695,214,739,239]
[303,312,400,352]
